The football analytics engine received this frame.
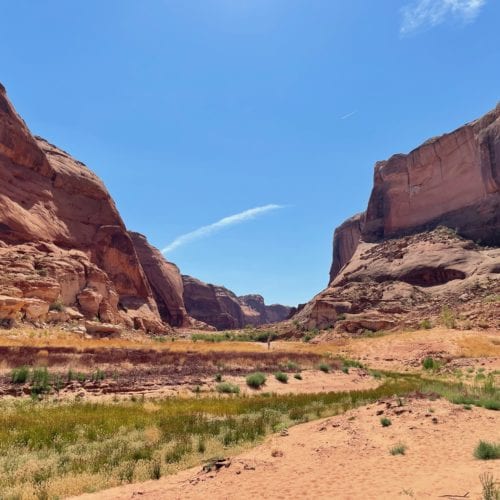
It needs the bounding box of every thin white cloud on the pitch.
[340,111,357,120]
[161,204,284,254]
[401,0,486,35]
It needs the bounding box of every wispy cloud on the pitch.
[340,111,357,120]
[401,0,486,35]
[161,204,284,254]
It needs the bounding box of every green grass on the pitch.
[0,371,497,498]
[246,372,267,389]
[380,417,392,427]
[422,357,442,371]
[390,443,407,455]
[474,441,500,460]
[318,363,330,373]
[216,382,240,394]
[480,472,500,500]
[11,366,29,384]
[191,330,277,343]
[274,372,288,384]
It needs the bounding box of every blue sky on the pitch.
[2,1,499,306]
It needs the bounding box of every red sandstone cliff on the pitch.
[0,84,166,332]
[299,105,500,332]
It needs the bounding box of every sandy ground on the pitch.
[75,396,500,500]
[217,368,379,395]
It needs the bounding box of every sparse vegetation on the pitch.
[0,374,435,497]
[191,330,277,343]
[440,306,456,329]
[216,382,240,394]
[294,373,302,380]
[380,417,392,427]
[49,299,65,312]
[422,357,442,371]
[474,441,500,460]
[419,319,432,330]
[318,363,330,373]
[11,366,29,384]
[480,472,500,500]
[246,372,267,389]
[275,371,288,384]
[390,443,407,455]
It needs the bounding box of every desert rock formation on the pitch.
[182,277,294,330]
[299,105,500,332]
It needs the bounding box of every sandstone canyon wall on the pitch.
[182,277,294,330]
[0,82,293,333]
[298,105,500,332]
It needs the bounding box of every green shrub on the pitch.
[214,373,222,382]
[380,417,392,427]
[246,372,266,389]
[318,363,330,373]
[275,372,288,384]
[422,357,441,371]
[11,366,29,384]
[216,382,240,394]
[294,373,302,380]
[31,367,50,396]
[474,441,500,460]
[341,366,349,374]
[390,443,407,455]
[419,319,432,330]
[49,300,65,312]
[440,306,456,329]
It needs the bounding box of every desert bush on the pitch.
[419,319,432,330]
[380,417,392,427]
[474,441,500,460]
[11,366,29,384]
[274,372,288,384]
[216,382,240,394]
[440,306,456,329]
[294,373,302,380]
[214,373,222,382]
[246,372,266,389]
[49,300,65,312]
[318,363,330,373]
[422,357,441,371]
[390,443,407,455]
[31,367,50,396]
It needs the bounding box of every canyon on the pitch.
[0,83,291,334]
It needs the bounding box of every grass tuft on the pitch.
[474,441,500,460]
[246,372,267,389]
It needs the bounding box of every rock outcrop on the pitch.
[0,82,294,333]
[0,83,168,332]
[182,277,294,330]
[299,105,500,332]
[130,232,191,327]
[297,227,500,332]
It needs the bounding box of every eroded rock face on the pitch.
[329,105,500,282]
[182,277,293,330]
[296,228,500,332]
[130,232,191,327]
[239,294,295,325]
[0,84,165,332]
